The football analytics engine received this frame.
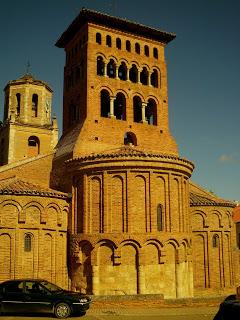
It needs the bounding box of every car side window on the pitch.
[5,281,24,293]
[25,281,46,294]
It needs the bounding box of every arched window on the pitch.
[140,67,148,85]
[100,90,110,117]
[106,35,112,47]
[16,93,21,116]
[124,132,137,146]
[133,96,142,123]
[212,234,219,248]
[135,43,140,54]
[144,45,149,57]
[24,234,32,252]
[116,37,121,49]
[129,64,138,83]
[151,69,159,88]
[126,40,131,52]
[153,47,158,59]
[32,94,38,117]
[107,59,116,78]
[96,32,101,44]
[146,99,157,125]
[28,136,40,156]
[114,93,126,120]
[97,56,105,76]
[118,62,127,80]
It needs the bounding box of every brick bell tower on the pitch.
[55,9,194,298]
[0,73,58,165]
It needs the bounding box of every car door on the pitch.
[1,281,25,313]
[23,281,53,314]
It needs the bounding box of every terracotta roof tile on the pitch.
[190,192,235,207]
[0,177,68,199]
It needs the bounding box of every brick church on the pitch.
[0,8,239,298]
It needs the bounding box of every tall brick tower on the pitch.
[0,73,58,165]
[54,9,195,298]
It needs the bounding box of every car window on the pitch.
[5,281,24,293]
[25,281,46,294]
[40,281,63,292]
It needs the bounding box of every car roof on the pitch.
[0,279,48,285]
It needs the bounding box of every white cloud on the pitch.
[218,154,238,163]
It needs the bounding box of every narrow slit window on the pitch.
[24,234,32,252]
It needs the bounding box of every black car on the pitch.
[214,295,240,320]
[0,279,91,318]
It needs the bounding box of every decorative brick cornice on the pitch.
[55,8,176,48]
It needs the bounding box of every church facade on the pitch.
[0,9,238,298]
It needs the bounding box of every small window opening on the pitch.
[146,99,157,125]
[151,69,159,88]
[96,32,101,44]
[153,47,158,59]
[126,40,131,52]
[118,62,127,80]
[32,94,38,117]
[135,43,140,54]
[144,45,149,57]
[97,56,105,76]
[124,132,137,146]
[107,59,116,78]
[101,90,110,117]
[106,35,112,47]
[28,136,40,156]
[114,93,126,120]
[24,234,32,252]
[212,234,219,248]
[129,64,138,83]
[116,38,121,49]
[133,96,142,123]
[140,67,148,85]
[157,204,164,231]
[16,93,21,116]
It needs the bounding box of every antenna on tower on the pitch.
[26,61,31,75]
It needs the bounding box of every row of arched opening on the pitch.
[96,32,159,59]
[97,56,159,88]
[100,90,157,125]
[15,93,38,117]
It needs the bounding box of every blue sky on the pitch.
[0,0,239,201]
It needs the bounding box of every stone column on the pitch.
[103,63,107,77]
[92,265,100,295]
[116,64,120,80]
[109,96,116,119]
[126,68,130,81]
[141,102,148,124]
[137,69,141,83]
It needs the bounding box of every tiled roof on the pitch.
[67,146,194,168]
[56,8,176,48]
[5,73,52,92]
[190,192,235,207]
[0,177,68,199]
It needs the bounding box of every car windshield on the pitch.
[40,281,63,292]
